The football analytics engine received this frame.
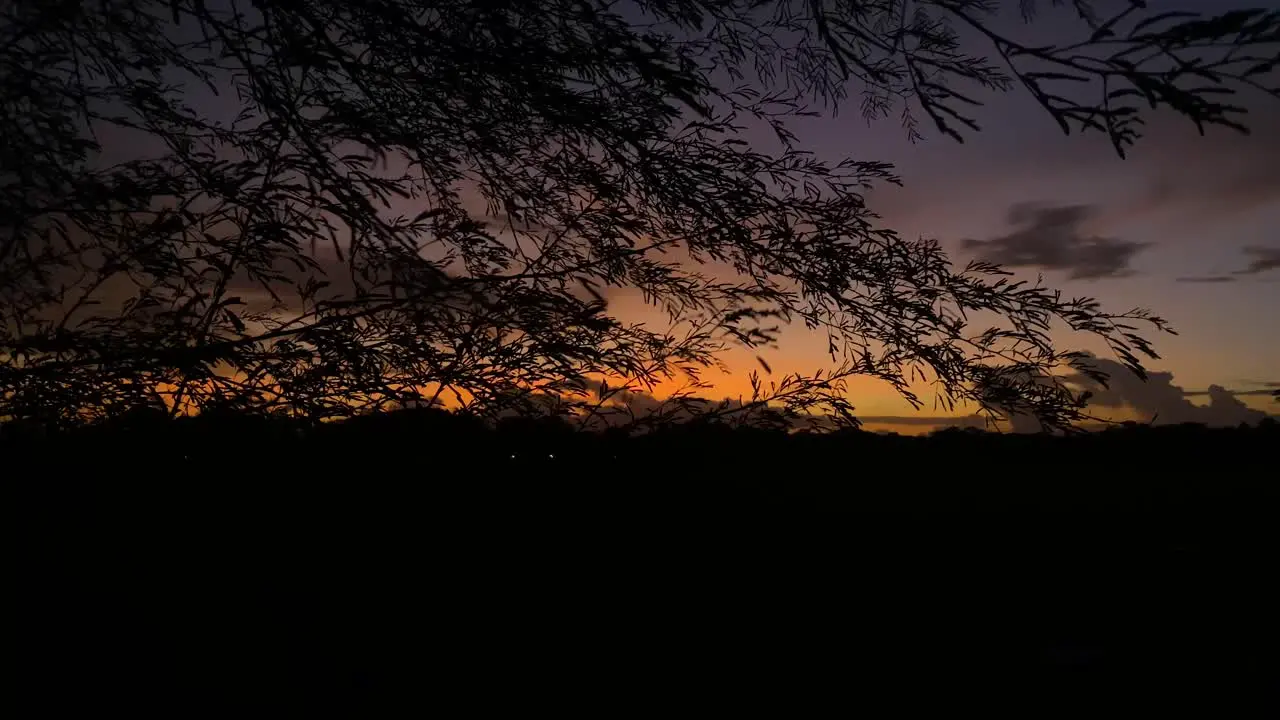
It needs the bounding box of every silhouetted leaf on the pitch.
[1,0,1271,434]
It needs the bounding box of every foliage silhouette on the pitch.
[10,410,1279,712]
[3,0,1279,431]
[6,406,1275,510]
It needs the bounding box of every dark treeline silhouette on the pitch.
[7,407,1279,510]
[13,414,1279,713]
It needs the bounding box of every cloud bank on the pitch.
[1236,245,1280,275]
[1177,244,1280,283]
[1070,357,1274,427]
[962,203,1150,280]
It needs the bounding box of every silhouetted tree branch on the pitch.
[2,0,1277,431]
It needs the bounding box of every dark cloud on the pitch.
[961,203,1150,280]
[228,246,385,308]
[1233,245,1280,276]
[571,381,746,431]
[1174,245,1280,284]
[1184,388,1279,397]
[1126,103,1280,224]
[572,381,1001,433]
[489,364,1278,434]
[853,415,987,428]
[1175,275,1237,284]
[219,242,495,319]
[1187,380,1280,402]
[1068,356,1273,427]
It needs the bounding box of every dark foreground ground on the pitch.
[11,412,1280,714]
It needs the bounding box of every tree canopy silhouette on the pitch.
[2,0,1278,431]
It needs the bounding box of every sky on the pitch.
[72,0,1280,432]
[641,0,1280,431]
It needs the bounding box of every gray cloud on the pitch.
[962,203,1150,280]
[572,380,1002,433]
[1187,380,1280,403]
[1069,356,1273,427]
[518,366,1278,434]
[221,242,487,318]
[1184,388,1279,398]
[1174,245,1280,283]
[1233,245,1280,276]
[1124,103,1280,225]
[853,415,987,428]
[1176,275,1237,284]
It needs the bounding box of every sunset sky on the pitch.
[639,0,1280,431]
[80,0,1280,432]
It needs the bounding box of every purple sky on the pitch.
[719,0,1280,421]
[86,0,1280,429]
